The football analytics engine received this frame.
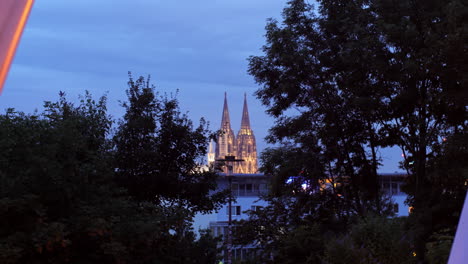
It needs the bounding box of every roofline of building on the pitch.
[218,173,266,178]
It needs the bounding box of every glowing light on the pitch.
[286,176,310,191]
[412,252,417,257]
[442,137,447,142]
[0,0,34,93]
[401,153,405,158]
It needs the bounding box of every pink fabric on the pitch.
[0,0,34,92]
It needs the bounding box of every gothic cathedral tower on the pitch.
[235,94,258,173]
[213,93,258,174]
[215,93,237,172]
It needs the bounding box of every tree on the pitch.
[114,73,227,214]
[0,90,222,264]
[249,0,394,222]
[247,0,466,261]
[323,216,414,264]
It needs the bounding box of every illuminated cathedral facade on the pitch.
[209,93,258,174]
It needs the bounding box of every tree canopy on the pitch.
[236,0,467,263]
[0,75,224,264]
[114,74,227,213]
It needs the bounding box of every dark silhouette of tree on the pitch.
[243,0,466,262]
[114,73,227,214]
[0,89,222,264]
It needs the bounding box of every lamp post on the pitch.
[216,155,244,264]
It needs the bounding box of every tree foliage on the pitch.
[323,217,414,264]
[114,74,227,214]
[240,0,467,262]
[0,76,222,263]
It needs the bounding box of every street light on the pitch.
[216,155,244,264]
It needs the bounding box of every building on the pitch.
[194,95,410,262]
[209,173,269,261]
[193,93,264,263]
[211,93,258,174]
[380,173,410,217]
[214,93,237,169]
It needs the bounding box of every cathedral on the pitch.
[208,93,258,174]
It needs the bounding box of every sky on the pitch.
[1,0,404,173]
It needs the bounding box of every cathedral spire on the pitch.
[221,92,232,130]
[215,92,236,165]
[240,93,251,129]
[235,93,258,174]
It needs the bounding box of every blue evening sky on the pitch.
[1,0,404,173]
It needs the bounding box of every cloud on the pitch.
[3,0,290,156]
[15,0,288,84]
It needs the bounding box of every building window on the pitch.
[231,182,267,197]
[246,184,253,195]
[392,183,398,195]
[231,183,239,196]
[382,182,390,194]
[382,181,400,195]
[239,184,246,196]
[251,206,263,212]
[227,248,258,262]
[227,206,241,216]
